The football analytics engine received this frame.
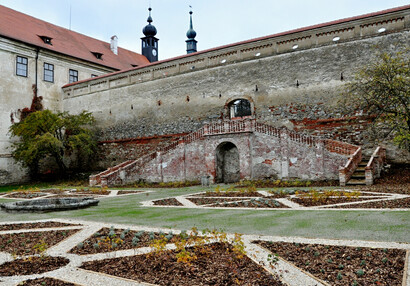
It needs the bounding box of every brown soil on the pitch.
[4,192,48,199]
[0,221,80,231]
[197,191,264,197]
[81,242,284,286]
[187,197,245,205]
[117,190,144,195]
[0,256,70,276]
[69,190,110,195]
[255,240,406,286]
[209,198,289,208]
[153,198,184,206]
[356,165,410,195]
[291,197,369,207]
[47,194,90,198]
[0,229,80,256]
[21,277,77,286]
[69,227,177,255]
[332,197,410,209]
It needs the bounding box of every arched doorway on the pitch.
[215,142,240,183]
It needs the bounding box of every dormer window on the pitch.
[39,35,52,45]
[91,52,103,60]
[131,64,138,67]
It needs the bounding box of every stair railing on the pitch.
[339,146,362,186]
[365,146,386,185]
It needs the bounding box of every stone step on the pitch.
[351,174,365,179]
[346,179,366,185]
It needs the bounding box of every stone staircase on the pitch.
[346,156,370,185]
[340,146,386,186]
[90,119,360,187]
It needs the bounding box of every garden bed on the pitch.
[255,240,406,285]
[209,198,289,208]
[3,192,48,199]
[187,197,246,205]
[69,189,110,196]
[0,229,80,256]
[153,198,184,206]
[331,197,410,209]
[0,221,80,231]
[291,197,369,207]
[80,242,284,285]
[197,191,264,197]
[69,227,178,255]
[116,190,144,195]
[0,256,69,276]
[20,277,77,286]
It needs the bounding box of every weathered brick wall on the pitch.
[95,134,184,170]
[119,130,349,184]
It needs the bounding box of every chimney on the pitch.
[110,35,118,55]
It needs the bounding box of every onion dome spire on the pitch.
[186,7,197,54]
[186,10,197,39]
[143,7,157,37]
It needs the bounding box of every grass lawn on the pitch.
[0,185,409,243]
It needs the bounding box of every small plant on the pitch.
[77,242,84,249]
[267,253,279,265]
[93,243,99,249]
[382,257,388,263]
[337,272,343,280]
[356,269,364,277]
[327,258,333,263]
[33,240,48,257]
[338,264,344,269]
[352,280,358,286]
[108,230,116,238]
[132,237,139,246]
[314,251,320,257]
[360,259,366,266]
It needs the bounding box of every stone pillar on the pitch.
[280,128,289,179]
[365,166,373,185]
[316,139,325,179]
[339,168,347,186]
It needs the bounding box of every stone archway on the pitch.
[215,142,240,183]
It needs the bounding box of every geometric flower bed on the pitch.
[144,188,410,210]
[80,242,285,285]
[255,240,407,285]
[0,219,409,285]
[0,188,149,201]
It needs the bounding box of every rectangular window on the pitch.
[69,69,78,83]
[16,56,28,77]
[91,74,98,78]
[43,63,54,82]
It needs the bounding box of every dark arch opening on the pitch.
[215,142,240,183]
[228,99,252,118]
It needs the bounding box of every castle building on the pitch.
[0,4,148,184]
[1,4,409,186]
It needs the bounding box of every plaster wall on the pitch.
[0,37,115,185]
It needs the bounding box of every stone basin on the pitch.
[0,197,99,212]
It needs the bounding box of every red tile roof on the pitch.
[0,5,149,70]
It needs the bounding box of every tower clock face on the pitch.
[152,49,157,56]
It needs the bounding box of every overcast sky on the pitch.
[0,0,408,60]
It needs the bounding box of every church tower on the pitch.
[186,9,197,54]
[141,7,158,62]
